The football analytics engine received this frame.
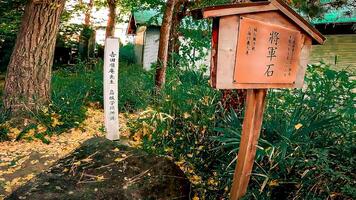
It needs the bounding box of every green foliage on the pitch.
[0,77,9,141]
[78,26,96,60]
[137,67,220,154]
[131,64,355,199]
[0,111,10,142]
[177,17,211,69]
[215,63,355,199]
[0,0,25,72]
[0,126,9,142]
[193,0,231,8]
[0,60,153,141]
[129,67,224,196]
[0,0,24,44]
[118,63,154,111]
[290,0,326,19]
[119,43,136,64]
[57,24,85,49]
[11,61,104,142]
[0,0,86,72]
[119,0,164,11]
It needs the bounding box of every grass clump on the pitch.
[118,62,153,112]
[3,61,102,142]
[130,63,355,199]
[0,60,152,142]
[214,63,355,199]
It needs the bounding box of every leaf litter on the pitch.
[0,107,131,199]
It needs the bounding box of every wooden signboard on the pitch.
[192,0,325,199]
[103,37,120,141]
[234,17,302,85]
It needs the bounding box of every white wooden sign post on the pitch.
[104,37,120,140]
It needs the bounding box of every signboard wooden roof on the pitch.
[192,0,326,89]
[192,0,326,45]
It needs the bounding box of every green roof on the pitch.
[311,0,356,24]
[312,8,356,24]
[133,10,162,27]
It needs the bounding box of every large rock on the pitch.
[6,137,190,200]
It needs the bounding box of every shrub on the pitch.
[129,67,224,196]
[0,110,9,142]
[131,63,355,199]
[0,60,153,142]
[14,63,102,141]
[119,43,136,64]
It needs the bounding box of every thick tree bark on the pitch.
[155,0,178,91]
[105,0,117,38]
[3,0,66,113]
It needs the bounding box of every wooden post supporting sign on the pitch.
[230,89,267,200]
[103,37,120,141]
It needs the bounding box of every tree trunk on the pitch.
[79,0,95,60]
[155,0,177,91]
[3,0,66,113]
[168,0,188,66]
[105,0,117,38]
[84,0,93,26]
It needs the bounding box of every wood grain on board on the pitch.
[233,16,302,84]
[230,89,267,200]
[216,15,239,89]
[212,11,314,89]
[203,3,277,18]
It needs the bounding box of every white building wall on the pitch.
[143,27,160,70]
[132,26,210,71]
[134,26,146,65]
[96,25,133,46]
